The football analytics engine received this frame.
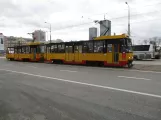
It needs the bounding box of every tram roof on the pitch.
[27,42,44,45]
[94,34,129,40]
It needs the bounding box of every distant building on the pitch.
[33,30,46,42]
[0,33,4,54]
[4,36,32,50]
[100,20,111,36]
[89,27,98,40]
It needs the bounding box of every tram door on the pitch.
[113,44,119,63]
[45,46,50,60]
[31,47,36,60]
[74,45,82,62]
[65,45,74,62]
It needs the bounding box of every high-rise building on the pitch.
[89,27,98,40]
[0,33,4,54]
[33,30,46,42]
[100,20,111,36]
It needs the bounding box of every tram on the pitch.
[45,34,133,67]
[6,42,44,62]
[6,34,133,68]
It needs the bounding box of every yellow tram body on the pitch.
[6,47,15,60]
[6,34,133,67]
[45,34,133,67]
[6,42,44,62]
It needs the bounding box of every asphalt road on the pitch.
[0,58,161,120]
[134,59,161,65]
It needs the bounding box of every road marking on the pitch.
[28,66,37,68]
[60,70,78,72]
[0,69,161,99]
[52,64,161,74]
[118,76,151,81]
[129,69,161,74]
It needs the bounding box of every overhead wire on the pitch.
[80,2,161,18]
[51,10,161,32]
[45,0,161,32]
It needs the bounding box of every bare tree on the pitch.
[149,37,161,46]
[143,39,149,45]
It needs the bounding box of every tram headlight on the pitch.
[129,56,133,59]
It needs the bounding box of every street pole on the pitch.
[45,22,52,43]
[50,24,51,43]
[125,2,130,37]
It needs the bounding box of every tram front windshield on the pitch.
[121,38,133,52]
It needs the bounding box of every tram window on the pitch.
[65,46,68,53]
[79,46,82,53]
[94,41,104,53]
[67,46,73,53]
[51,45,54,53]
[58,44,65,53]
[8,48,14,53]
[88,42,93,53]
[26,47,30,53]
[120,44,126,52]
[51,45,57,53]
[83,42,93,53]
[107,44,112,52]
[40,46,45,53]
[22,47,26,53]
[44,46,46,53]
[47,47,50,53]
[36,46,40,53]
[14,49,17,53]
[82,43,88,53]
[18,48,21,53]
[74,46,79,53]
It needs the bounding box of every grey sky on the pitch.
[0,0,161,43]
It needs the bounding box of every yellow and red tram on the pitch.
[6,42,44,62]
[45,34,133,67]
[6,34,133,67]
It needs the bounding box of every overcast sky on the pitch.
[0,0,161,43]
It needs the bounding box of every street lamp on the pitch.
[125,2,130,37]
[45,22,51,43]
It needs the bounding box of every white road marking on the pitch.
[2,58,161,74]
[60,70,78,72]
[129,69,161,74]
[53,64,161,74]
[28,66,37,68]
[118,76,151,81]
[0,68,161,99]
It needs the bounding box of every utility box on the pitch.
[89,27,97,40]
[100,20,111,36]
